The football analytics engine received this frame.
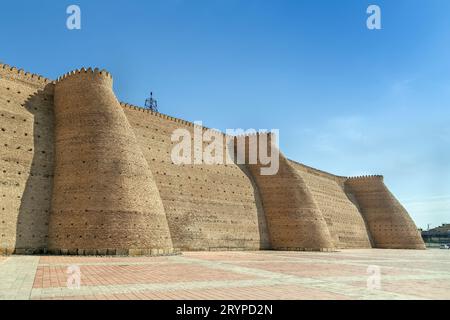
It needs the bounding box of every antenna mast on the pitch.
[145,92,159,112]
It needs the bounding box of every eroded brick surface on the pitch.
[0,63,424,254]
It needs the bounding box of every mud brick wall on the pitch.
[48,69,173,256]
[0,62,425,254]
[345,176,425,249]
[0,64,54,254]
[241,134,335,251]
[122,106,271,251]
[292,162,372,249]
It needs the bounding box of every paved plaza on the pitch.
[0,249,449,300]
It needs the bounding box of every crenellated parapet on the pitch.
[55,67,113,90]
[120,101,196,128]
[0,63,52,88]
[230,131,278,165]
[48,67,174,255]
[120,101,224,136]
[0,61,426,255]
[346,175,384,181]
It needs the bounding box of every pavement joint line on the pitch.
[320,274,450,282]
[38,261,173,268]
[168,256,426,300]
[2,250,449,300]
[263,253,450,276]
[30,277,422,300]
[0,256,40,300]
[30,279,280,299]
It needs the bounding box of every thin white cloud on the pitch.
[299,114,449,228]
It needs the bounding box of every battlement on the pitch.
[346,175,384,182]
[120,101,224,137]
[233,131,275,138]
[0,62,52,87]
[289,160,347,182]
[55,67,113,88]
[120,102,196,128]
[0,61,425,254]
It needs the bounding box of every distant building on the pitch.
[422,224,450,245]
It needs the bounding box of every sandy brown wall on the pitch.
[345,176,425,249]
[122,105,271,251]
[0,64,54,254]
[48,69,173,255]
[0,63,426,254]
[240,134,335,251]
[291,162,372,249]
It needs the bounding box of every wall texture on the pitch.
[0,63,425,255]
[0,64,54,254]
[345,176,426,249]
[241,134,335,251]
[122,106,271,251]
[292,162,372,249]
[48,68,173,256]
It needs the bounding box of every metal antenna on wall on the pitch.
[145,92,159,113]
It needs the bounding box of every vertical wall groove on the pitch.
[242,134,335,251]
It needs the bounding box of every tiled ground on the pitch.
[0,249,449,300]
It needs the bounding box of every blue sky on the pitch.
[1,0,449,229]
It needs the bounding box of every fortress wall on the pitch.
[241,134,335,251]
[48,69,173,255]
[345,176,425,249]
[291,162,372,249]
[122,105,271,251]
[0,63,426,254]
[0,64,54,254]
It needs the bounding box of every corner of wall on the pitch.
[345,175,425,249]
[241,132,335,251]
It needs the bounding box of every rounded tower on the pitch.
[345,175,425,249]
[239,133,335,251]
[48,68,173,255]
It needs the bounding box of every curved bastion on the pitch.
[0,63,425,255]
[48,68,173,255]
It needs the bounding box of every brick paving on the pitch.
[0,249,449,300]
